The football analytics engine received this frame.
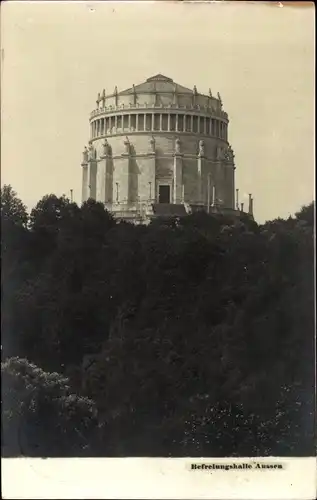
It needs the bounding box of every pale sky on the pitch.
[1,1,315,223]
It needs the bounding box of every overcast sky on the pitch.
[1,1,315,223]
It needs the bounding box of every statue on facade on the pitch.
[175,137,181,154]
[228,145,235,162]
[223,145,234,163]
[103,139,111,157]
[124,136,130,154]
[82,146,88,163]
[192,86,197,107]
[101,89,106,108]
[150,135,155,153]
[96,92,100,109]
[216,144,234,163]
[217,92,223,110]
[173,84,178,106]
[198,140,205,157]
[223,150,230,162]
[216,146,224,161]
[88,141,95,160]
[132,84,137,105]
[209,88,213,98]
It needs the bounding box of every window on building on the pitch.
[185,115,191,132]
[138,114,144,131]
[145,114,152,131]
[123,115,129,129]
[200,117,205,134]
[193,116,198,133]
[131,115,136,130]
[162,114,168,131]
[178,115,184,132]
[170,114,176,131]
[154,114,160,131]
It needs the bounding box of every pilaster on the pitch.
[81,163,89,203]
[197,140,205,205]
[223,145,235,209]
[147,136,156,203]
[101,140,113,205]
[213,160,222,208]
[105,157,113,205]
[173,138,183,204]
[229,165,235,209]
[88,159,97,200]
[81,146,89,203]
[96,159,105,203]
[87,143,97,200]
[113,137,130,205]
[98,155,113,205]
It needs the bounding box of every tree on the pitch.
[295,201,314,227]
[2,189,314,457]
[1,187,30,361]
[29,194,71,230]
[0,185,28,227]
[2,357,101,457]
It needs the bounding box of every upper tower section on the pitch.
[89,75,229,142]
[91,74,228,118]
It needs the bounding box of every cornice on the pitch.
[95,154,227,163]
[90,105,228,121]
[90,131,229,140]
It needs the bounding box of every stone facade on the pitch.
[81,74,251,222]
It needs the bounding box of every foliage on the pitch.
[295,201,315,227]
[2,357,100,456]
[1,191,315,456]
[1,185,28,227]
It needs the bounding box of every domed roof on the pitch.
[119,74,196,95]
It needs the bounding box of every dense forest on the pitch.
[1,184,315,457]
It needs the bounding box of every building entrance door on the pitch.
[158,185,171,204]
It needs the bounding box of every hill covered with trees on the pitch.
[1,185,315,457]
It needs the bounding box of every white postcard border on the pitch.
[2,457,317,499]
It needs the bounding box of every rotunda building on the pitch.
[81,74,251,222]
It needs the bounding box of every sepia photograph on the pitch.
[1,0,315,498]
